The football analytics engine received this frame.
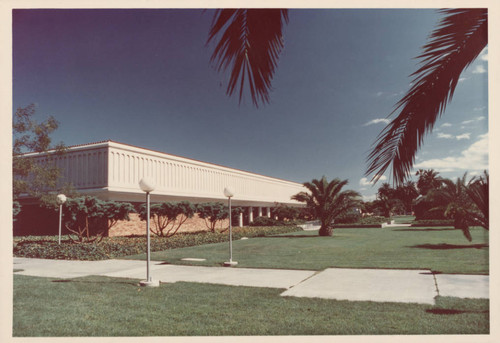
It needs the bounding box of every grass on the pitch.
[13,274,489,336]
[124,226,489,274]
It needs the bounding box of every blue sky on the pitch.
[12,8,489,201]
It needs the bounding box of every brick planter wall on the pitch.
[108,213,229,237]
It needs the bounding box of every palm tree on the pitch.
[415,169,443,195]
[207,9,289,107]
[292,176,361,236]
[466,170,489,230]
[207,9,488,182]
[426,173,475,241]
[366,9,488,184]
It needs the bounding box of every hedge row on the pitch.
[13,226,302,260]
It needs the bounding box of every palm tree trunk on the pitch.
[319,225,333,236]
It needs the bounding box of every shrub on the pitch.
[335,211,361,224]
[139,201,195,237]
[250,216,280,226]
[13,226,303,260]
[62,196,135,243]
[358,216,387,225]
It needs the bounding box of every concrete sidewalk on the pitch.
[13,257,489,305]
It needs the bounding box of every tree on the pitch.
[207,9,289,107]
[13,104,66,203]
[394,181,418,214]
[63,196,106,243]
[139,201,195,237]
[207,10,487,183]
[415,169,443,196]
[196,202,229,232]
[272,203,300,221]
[62,196,135,243]
[426,173,476,241]
[292,176,361,236]
[366,9,487,184]
[466,170,489,230]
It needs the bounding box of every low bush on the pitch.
[358,216,388,225]
[411,220,454,227]
[250,216,279,226]
[13,226,302,260]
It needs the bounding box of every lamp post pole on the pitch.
[139,177,159,287]
[146,190,151,281]
[56,194,67,245]
[223,187,237,266]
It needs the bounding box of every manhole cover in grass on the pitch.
[181,258,206,262]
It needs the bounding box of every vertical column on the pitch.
[258,207,263,218]
[267,207,271,218]
[238,212,243,227]
[248,207,254,223]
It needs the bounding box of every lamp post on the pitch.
[139,177,159,287]
[56,194,66,245]
[223,187,237,266]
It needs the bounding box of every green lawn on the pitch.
[124,226,489,274]
[13,274,489,336]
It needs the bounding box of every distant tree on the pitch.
[466,170,489,230]
[196,202,229,232]
[292,176,361,236]
[139,201,196,237]
[13,104,66,204]
[394,181,419,214]
[272,203,300,221]
[426,173,476,241]
[415,169,443,195]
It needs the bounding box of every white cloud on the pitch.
[376,92,383,97]
[414,133,488,172]
[456,133,471,140]
[479,47,488,61]
[362,194,377,202]
[441,122,452,127]
[437,132,453,139]
[363,118,390,126]
[462,119,474,125]
[458,77,467,83]
[474,106,486,112]
[359,175,387,187]
[476,116,485,121]
[473,65,486,74]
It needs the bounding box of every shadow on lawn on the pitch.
[263,235,318,238]
[394,228,456,232]
[426,308,489,315]
[51,278,138,286]
[408,243,488,250]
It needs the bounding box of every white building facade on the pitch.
[23,141,305,225]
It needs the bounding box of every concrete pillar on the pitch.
[249,207,254,223]
[238,212,243,227]
[258,207,263,217]
[267,207,271,218]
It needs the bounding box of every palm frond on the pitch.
[366,9,487,184]
[207,9,288,107]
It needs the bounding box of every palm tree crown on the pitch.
[292,176,361,236]
[366,9,488,184]
[207,9,289,107]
